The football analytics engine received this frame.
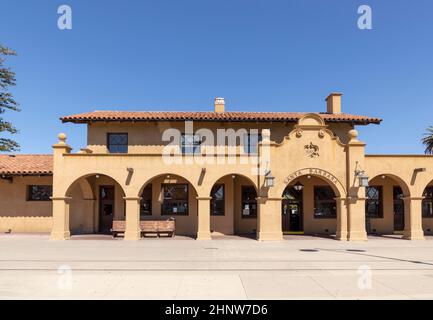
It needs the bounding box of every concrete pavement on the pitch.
[1,234,433,299]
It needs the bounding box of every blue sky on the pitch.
[1,0,432,154]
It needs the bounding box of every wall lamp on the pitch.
[264,169,275,188]
[355,162,369,187]
[293,181,304,191]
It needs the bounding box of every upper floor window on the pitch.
[210,184,225,216]
[314,186,336,218]
[27,185,52,201]
[243,133,262,155]
[107,133,128,153]
[423,186,433,218]
[181,134,201,154]
[365,186,383,218]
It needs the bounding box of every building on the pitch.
[1,93,432,241]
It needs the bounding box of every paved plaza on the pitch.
[1,234,433,299]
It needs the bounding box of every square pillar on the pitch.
[257,197,284,241]
[124,197,141,240]
[50,197,71,240]
[403,197,425,240]
[336,197,348,241]
[197,197,212,240]
[347,196,368,241]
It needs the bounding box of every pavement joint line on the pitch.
[2,268,433,271]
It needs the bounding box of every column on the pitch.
[197,197,212,240]
[257,197,284,241]
[347,196,368,241]
[336,197,348,241]
[50,197,71,240]
[124,197,141,240]
[403,197,425,240]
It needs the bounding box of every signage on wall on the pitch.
[284,168,339,186]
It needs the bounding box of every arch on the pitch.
[280,173,341,235]
[369,173,411,197]
[276,168,345,198]
[420,178,433,198]
[137,173,199,197]
[297,113,326,127]
[207,173,258,197]
[65,173,127,235]
[65,173,126,198]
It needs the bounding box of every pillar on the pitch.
[257,197,284,241]
[50,197,71,240]
[197,197,212,240]
[345,129,368,241]
[403,197,425,240]
[336,197,348,241]
[124,197,141,240]
[51,133,72,240]
[347,196,367,241]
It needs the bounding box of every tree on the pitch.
[0,45,20,152]
[422,126,433,155]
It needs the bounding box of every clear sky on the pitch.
[1,0,432,154]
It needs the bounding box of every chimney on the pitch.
[326,93,342,114]
[214,97,225,113]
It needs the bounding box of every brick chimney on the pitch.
[214,97,225,113]
[326,93,342,114]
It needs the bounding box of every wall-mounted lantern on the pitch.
[355,161,369,187]
[264,170,275,188]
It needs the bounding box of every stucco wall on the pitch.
[86,121,353,154]
[0,176,53,233]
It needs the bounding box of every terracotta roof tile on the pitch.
[61,111,382,125]
[0,154,53,175]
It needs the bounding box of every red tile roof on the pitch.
[61,111,382,125]
[0,154,53,176]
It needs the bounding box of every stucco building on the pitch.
[1,93,432,241]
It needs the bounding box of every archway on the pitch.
[281,174,341,236]
[422,180,433,235]
[65,173,126,235]
[208,174,258,237]
[366,174,411,236]
[137,173,198,237]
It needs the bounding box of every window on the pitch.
[241,186,257,218]
[181,134,201,154]
[365,186,383,218]
[140,185,152,216]
[314,186,337,218]
[27,185,52,201]
[423,187,433,218]
[210,184,225,216]
[107,133,128,153]
[243,133,262,155]
[161,184,188,215]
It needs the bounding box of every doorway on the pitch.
[282,187,303,232]
[99,185,115,234]
[393,186,405,232]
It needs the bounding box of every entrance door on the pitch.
[393,186,405,232]
[99,186,115,234]
[282,187,303,232]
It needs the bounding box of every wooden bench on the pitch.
[111,218,175,238]
[140,218,175,237]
